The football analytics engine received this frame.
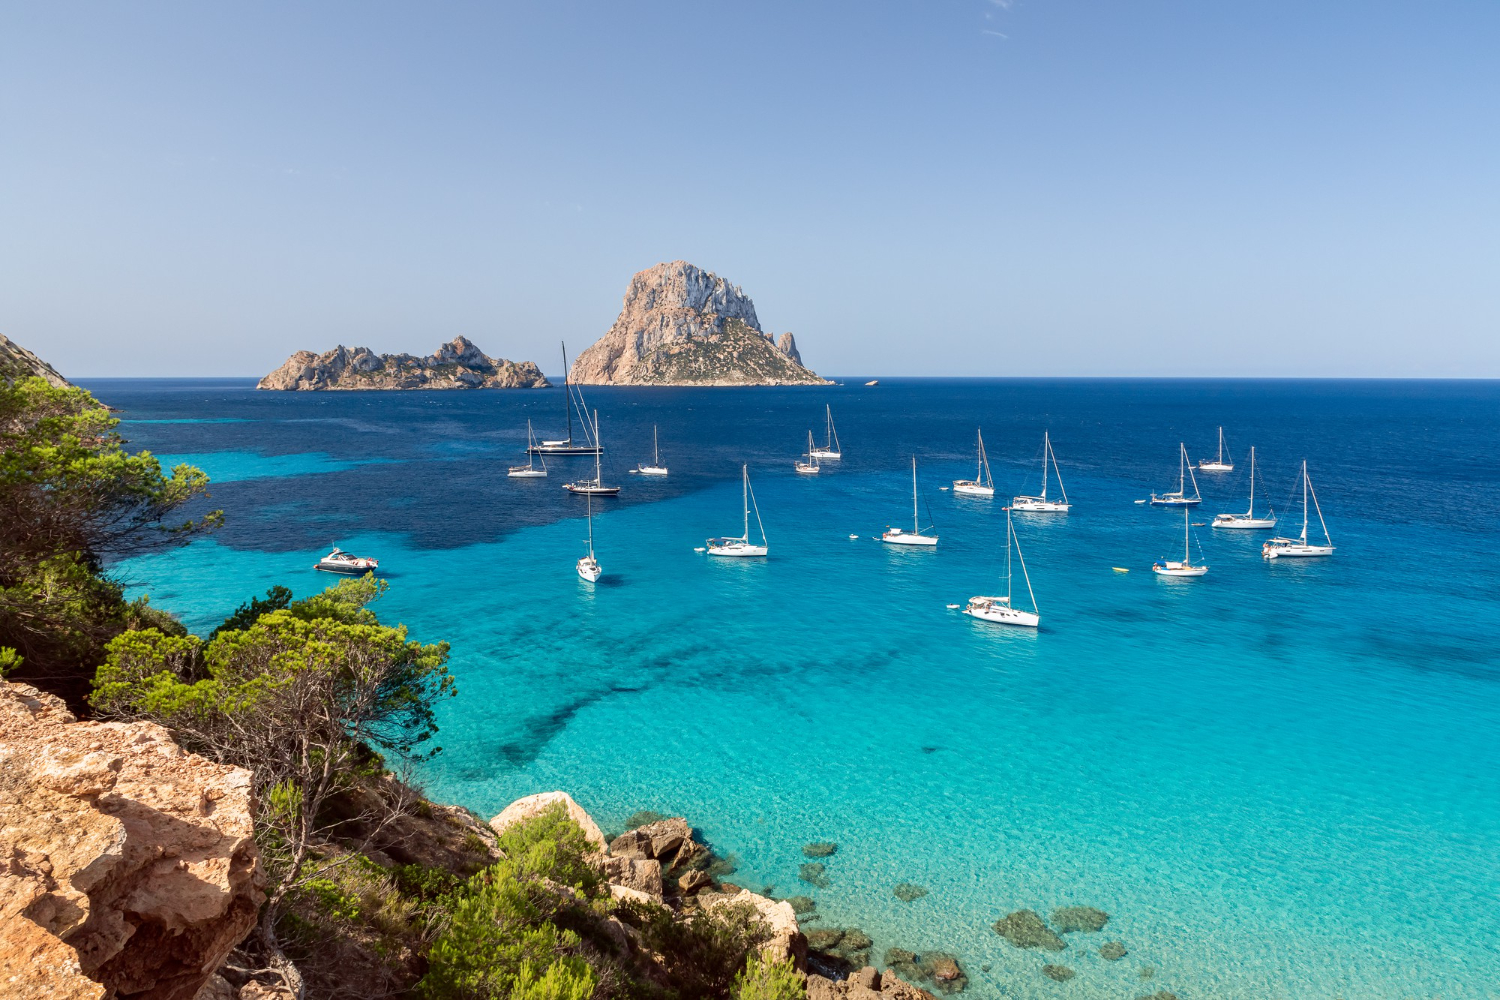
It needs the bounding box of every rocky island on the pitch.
[570,261,828,386]
[0,334,71,387]
[257,337,548,390]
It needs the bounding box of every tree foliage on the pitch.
[731,956,804,1000]
[0,372,217,702]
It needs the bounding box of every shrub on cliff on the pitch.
[0,372,217,705]
[731,956,804,1000]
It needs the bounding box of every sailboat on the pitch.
[1149,443,1202,506]
[794,430,820,475]
[1153,505,1208,577]
[631,425,668,477]
[810,405,842,460]
[882,456,938,546]
[532,343,603,456]
[963,509,1040,627]
[1198,427,1235,472]
[707,465,768,557]
[1012,432,1070,512]
[576,491,602,582]
[1212,446,1276,529]
[952,429,994,497]
[563,411,620,495]
[1263,461,1334,558]
[508,420,549,478]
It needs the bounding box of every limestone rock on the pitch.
[706,889,807,970]
[601,856,663,899]
[569,261,828,386]
[806,970,938,1000]
[489,791,606,851]
[0,334,70,387]
[0,681,262,1000]
[257,337,548,391]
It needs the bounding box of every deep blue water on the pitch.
[96,377,1500,999]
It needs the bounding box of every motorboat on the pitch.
[315,547,378,574]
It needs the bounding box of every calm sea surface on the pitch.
[93,377,1500,1000]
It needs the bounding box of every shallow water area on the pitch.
[103,377,1500,999]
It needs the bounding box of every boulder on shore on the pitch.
[0,680,263,1000]
[489,791,607,850]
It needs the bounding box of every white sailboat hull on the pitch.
[508,468,548,478]
[1149,494,1201,507]
[882,529,937,546]
[706,539,767,558]
[794,463,820,475]
[576,557,602,582]
[1197,461,1233,472]
[632,465,668,477]
[952,481,993,497]
[809,450,841,460]
[1012,496,1069,512]
[963,598,1039,628]
[1152,561,1208,577]
[1213,513,1275,529]
[564,482,620,495]
[1262,540,1334,559]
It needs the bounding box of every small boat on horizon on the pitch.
[952,428,994,497]
[864,379,879,386]
[1213,446,1276,529]
[630,424,668,477]
[315,546,379,575]
[883,456,938,547]
[963,509,1040,627]
[1149,443,1203,507]
[1153,506,1209,577]
[1012,431,1070,512]
[1198,427,1235,472]
[1263,460,1334,559]
[707,465,769,557]
[508,420,549,478]
[810,404,842,460]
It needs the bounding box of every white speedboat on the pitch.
[964,509,1040,627]
[531,343,603,456]
[1263,460,1334,559]
[1213,445,1276,529]
[631,424,668,477]
[1153,506,1208,577]
[952,428,994,497]
[794,430,820,475]
[1149,443,1202,507]
[809,404,842,460]
[576,492,602,582]
[1012,431,1070,512]
[564,410,621,496]
[316,547,378,574]
[508,419,549,478]
[1198,427,1234,472]
[707,465,769,557]
[883,456,938,546]
[864,379,879,386]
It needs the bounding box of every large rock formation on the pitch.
[257,337,548,390]
[570,262,827,386]
[0,334,70,387]
[0,681,262,1000]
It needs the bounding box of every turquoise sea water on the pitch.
[97,378,1500,1000]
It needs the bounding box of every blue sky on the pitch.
[3,1,1497,378]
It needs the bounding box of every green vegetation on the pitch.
[731,956,804,1000]
[0,371,217,705]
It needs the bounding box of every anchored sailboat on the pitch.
[1149,443,1202,507]
[810,405,842,460]
[794,430,820,475]
[563,411,620,495]
[883,456,938,546]
[1213,446,1276,529]
[1263,461,1334,558]
[1153,505,1209,577]
[631,425,668,477]
[1012,432,1070,512]
[1198,427,1234,472]
[707,465,768,557]
[577,491,602,582]
[952,429,994,497]
[508,420,549,478]
[964,509,1040,627]
[532,343,603,456]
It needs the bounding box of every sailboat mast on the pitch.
[1040,432,1050,500]
[1178,443,1186,493]
[743,465,750,540]
[1183,505,1190,560]
[825,405,833,451]
[593,411,602,483]
[1247,446,1256,514]
[1006,510,1013,603]
[653,425,659,465]
[1301,460,1309,542]
[911,456,919,532]
[586,490,594,557]
[561,342,572,445]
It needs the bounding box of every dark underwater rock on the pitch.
[787,895,818,915]
[992,910,1066,951]
[804,841,839,857]
[1100,941,1127,961]
[800,862,832,888]
[894,883,928,902]
[1051,906,1109,933]
[1043,964,1075,982]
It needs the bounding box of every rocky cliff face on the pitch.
[0,681,262,1000]
[0,334,70,387]
[257,337,548,390]
[569,262,827,386]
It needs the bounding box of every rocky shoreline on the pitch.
[257,336,548,390]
